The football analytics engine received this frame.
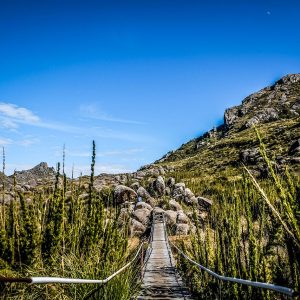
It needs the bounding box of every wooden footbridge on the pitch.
[0,210,297,299]
[138,212,192,299]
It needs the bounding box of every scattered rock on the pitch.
[197,197,213,211]
[145,197,157,207]
[175,223,189,235]
[130,182,140,191]
[153,207,165,214]
[135,201,153,211]
[133,208,151,225]
[164,210,177,225]
[137,186,151,199]
[224,106,239,128]
[174,182,185,189]
[130,219,146,237]
[166,177,175,188]
[172,183,185,201]
[244,108,279,128]
[289,139,300,155]
[114,185,137,204]
[165,187,171,195]
[169,199,182,211]
[177,211,189,224]
[240,148,260,164]
[153,176,166,197]
[184,188,195,204]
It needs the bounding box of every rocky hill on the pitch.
[151,74,300,187]
[9,162,56,186]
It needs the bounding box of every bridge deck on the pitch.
[137,216,192,300]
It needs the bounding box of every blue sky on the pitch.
[1,0,300,176]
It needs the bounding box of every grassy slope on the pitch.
[158,118,300,193]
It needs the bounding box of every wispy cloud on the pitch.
[0,135,39,147]
[0,103,39,122]
[0,137,13,146]
[80,103,145,125]
[0,102,153,142]
[0,103,40,129]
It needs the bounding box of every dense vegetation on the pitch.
[170,132,300,299]
[0,142,140,300]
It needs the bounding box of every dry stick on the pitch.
[243,165,300,249]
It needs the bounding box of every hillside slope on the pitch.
[152,74,300,190]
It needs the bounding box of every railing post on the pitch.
[141,243,144,276]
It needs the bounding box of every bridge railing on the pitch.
[162,214,298,298]
[0,241,145,285]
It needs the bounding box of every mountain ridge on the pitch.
[151,73,300,185]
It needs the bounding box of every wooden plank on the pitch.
[137,216,193,299]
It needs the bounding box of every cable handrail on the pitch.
[168,237,297,298]
[0,242,145,285]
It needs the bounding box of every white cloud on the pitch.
[0,102,153,143]
[0,118,19,130]
[0,137,12,146]
[0,103,40,123]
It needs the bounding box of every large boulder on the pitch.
[164,210,177,226]
[197,196,213,211]
[114,185,137,204]
[240,148,260,164]
[153,207,165,214]
[289,139,300,155]
[165,187,171,196]
[172,183,185,201]
[153,176,166,197]
[135,201,153,211]
[175,223,190,235]
[166,177,175,188]
[244,108,279,128]
[137,186,151,200]
[177,211,189,224]
[184,188,195,204]
[133,208,151,225]
[145,197,157,207]
[169,199,182,211]
[130,219,146,237]
[130,182,140,191]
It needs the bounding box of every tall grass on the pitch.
[173,131,300,299]
[0,141,140,299]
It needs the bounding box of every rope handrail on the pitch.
[0,242,145,285]
[169,240,298,297]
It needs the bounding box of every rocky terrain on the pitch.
[152,74,300,185]
[1,73,299,238]
[115,175,212,237]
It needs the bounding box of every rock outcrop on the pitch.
[114,185,137,204]
[133,208,151,225]
[149,176,166,197]
[224,74,300,130]
[11,162,56,184]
